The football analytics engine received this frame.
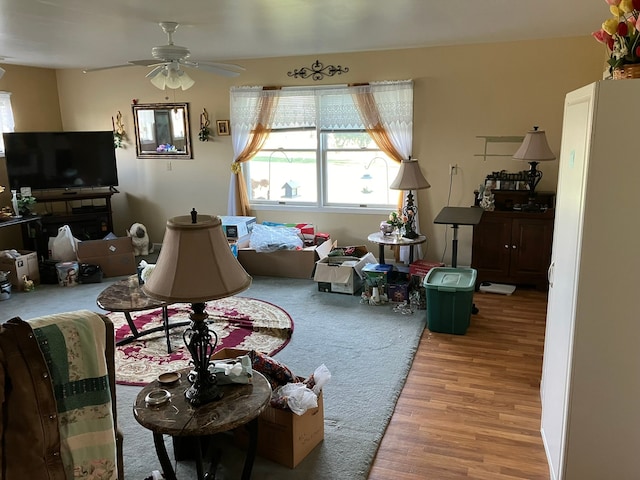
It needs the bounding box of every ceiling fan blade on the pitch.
[199,62,246,73]
[145,65,166,79]
[82,64,134,73]
[180,60,245,77]
[128,59,161,67]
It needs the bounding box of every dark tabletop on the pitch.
[433,206,484,226]
[133,369,272,437]
[96,275,168,313]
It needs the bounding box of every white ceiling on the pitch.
[0,0,605,71]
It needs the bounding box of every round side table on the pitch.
[133,368,271,480]
[367,232,426,264]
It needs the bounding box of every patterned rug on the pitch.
[107,296,293,385]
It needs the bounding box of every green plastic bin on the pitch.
[424,267,477,335]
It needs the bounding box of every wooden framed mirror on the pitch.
[132,102,192,159]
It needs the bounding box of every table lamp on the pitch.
[143,209,252,406]
[513,126,556,211]
[389,157,431,239]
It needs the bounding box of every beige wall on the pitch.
[3,36,604,265]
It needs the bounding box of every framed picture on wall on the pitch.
[216,120,230,136]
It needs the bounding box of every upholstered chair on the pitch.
[0,310,124,480]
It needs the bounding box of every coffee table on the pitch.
[96,275,188,353]
[133,368,272,480]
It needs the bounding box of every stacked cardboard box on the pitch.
[0,250,40,290]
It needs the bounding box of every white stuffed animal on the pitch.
[128,223,154,256]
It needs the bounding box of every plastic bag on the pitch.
[304,364,332,395]
[275,383,318,416]
[249,224,303,253]
[51,225,80,262]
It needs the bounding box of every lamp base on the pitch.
[184,378,223,406]
[183,303,223,406]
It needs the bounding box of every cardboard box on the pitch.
[76,237,136,277]
[0,250,40,290]
[388,282,410,303]
[254,390,324,468]
[219,216,256,239]
[317,278,363,295]
[362,263,394,287]
[212,348,325,468]
[238,239,333,279]
[313,246,377,295]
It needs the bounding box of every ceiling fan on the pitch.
[83,21,245,90]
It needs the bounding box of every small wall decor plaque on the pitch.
[287,59,349,81]
[216,120,230,136]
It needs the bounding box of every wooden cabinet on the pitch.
[471,209,554,289]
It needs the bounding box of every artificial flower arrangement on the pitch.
[593,0,640,73]
[387,210,408,230]
[156,143,177,153]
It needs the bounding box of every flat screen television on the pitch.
[2,131,119,191]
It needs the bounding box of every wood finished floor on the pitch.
[368,288,550,480]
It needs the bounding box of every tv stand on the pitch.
[33,190,117,258]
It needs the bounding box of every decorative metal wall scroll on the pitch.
[112,111,126,148]
[287,59,349,81]
[199,108,211,141]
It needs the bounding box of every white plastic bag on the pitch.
[249,224,303,253]
[51,225,79,262]
[308,364,331,395]
[276,383,318,415]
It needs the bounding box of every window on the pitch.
[231,81,413,212]
[0,92,15,155]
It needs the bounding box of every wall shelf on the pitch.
[475,135,524,161]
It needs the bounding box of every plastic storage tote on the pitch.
[424,267,477,334]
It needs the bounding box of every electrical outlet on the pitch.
[167,161,172,171]
[449,164,458,175]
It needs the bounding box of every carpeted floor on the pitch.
[2,274,426,480]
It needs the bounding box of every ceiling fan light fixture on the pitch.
[150,70,168,90]
[178,70,194,90]
[149,65,194,90]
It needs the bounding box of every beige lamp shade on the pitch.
[513,127,556,162]
[390,158,431,190]
[143,213,252,303]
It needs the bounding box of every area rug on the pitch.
[108,296,293,385]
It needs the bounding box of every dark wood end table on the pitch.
[96,275,187,353]
[133,368,272,480]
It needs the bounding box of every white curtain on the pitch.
[351,81,418,262]
[0,92,15,155]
